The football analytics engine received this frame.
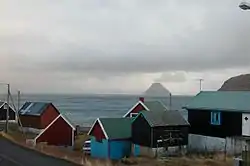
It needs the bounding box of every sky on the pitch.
[1,0,250,95]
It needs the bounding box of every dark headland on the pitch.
[219,74,250,91]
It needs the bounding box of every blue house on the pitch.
[88,118,131,160]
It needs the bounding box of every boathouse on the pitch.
[0,101,16,121]
[34,114,75,146]
[123,97,168,118]
[19,102,60,133]
[131,110,189,157]
[88,118,131,160]
[183,91,250,138]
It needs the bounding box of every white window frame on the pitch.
[130,113,138,118]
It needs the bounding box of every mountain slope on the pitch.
[219,74,250,91]
[144,83,171,97]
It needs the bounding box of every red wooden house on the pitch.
[123,97,168,118]
[19,102,60,133]
[34,114,75,146]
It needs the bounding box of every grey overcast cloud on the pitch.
[1,0,250,95]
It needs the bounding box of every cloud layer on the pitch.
[0,0,250,94]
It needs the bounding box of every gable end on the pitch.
[123,101,149,117]
[88,118,108,140]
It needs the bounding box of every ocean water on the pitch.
[0,94,192,127]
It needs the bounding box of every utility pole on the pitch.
[5,84,10,133]
[169,93,172,110]
[198,79,204,92]
[17,90,20,112]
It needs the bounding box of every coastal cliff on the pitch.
[219,74,250,91]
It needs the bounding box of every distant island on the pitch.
[219,74,250,91]
[144,83,171,97]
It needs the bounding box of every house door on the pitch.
[242,113,250,136]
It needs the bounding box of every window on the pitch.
[130,113,138,118]
[210,111,221,125]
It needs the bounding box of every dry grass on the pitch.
[82,154,234,166]
[74,134,89,151]
[159,156,233,166]
[3,124,234,166]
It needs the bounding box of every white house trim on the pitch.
[34,114,75,145]
[87,118,109,139]
[130,113,139,118]
[0,102,16,113]
[123,101,149,118]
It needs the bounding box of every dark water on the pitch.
[0,94,192,126]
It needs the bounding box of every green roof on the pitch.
[144,101,168,111]
[99,118,131,139]
[140,110,189,127]
[183,91,250,112]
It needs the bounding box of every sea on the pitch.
[0,94,192,127]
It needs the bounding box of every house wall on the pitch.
[152,126,189,148]
[132,114,152,147]
[19,115,41,129]
[188,134,245,155]
[40,104,60,129]
[36,116,73,146]
[91,137,109,159]
[125,103,146,118]
[242,113,250,136]
[0,106,15,120]
[109,139,131,160]
[91,137,131,160]
[136,145,155,158]
[188,109,242,138]
[90,121,106,141]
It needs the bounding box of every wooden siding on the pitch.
[132,113,189,148]
[125,103,146,118]
[90,121,106,141]
[19,115,41,129]
[36,116,73,146]
[109,140,131,159]
[40,104,60,128]
[132,114,152,147]
[152,126,189,148]
[91,137,131,160]
[188,109,242,138]
[0,106,15,120]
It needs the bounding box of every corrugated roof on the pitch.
[144,101,168,111]
[140,110,189,127]
[99,118,131,139]
[19,102,51,116]
[183,91,250,112]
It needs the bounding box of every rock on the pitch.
[218,74,250,91]
[144,83,171,97]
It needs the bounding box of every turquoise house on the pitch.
[88,118,132,160]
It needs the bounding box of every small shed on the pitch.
[0,101,16,122]
[88,118,131,160]
[183,91,250,138]
[123,97,168,118]
[19,102,60,133]
[132,110,189,156]
[34,114,75,146]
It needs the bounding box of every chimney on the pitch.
[139,97,144,103]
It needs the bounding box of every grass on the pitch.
[74,134,90,151]
[2,123,235,166]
